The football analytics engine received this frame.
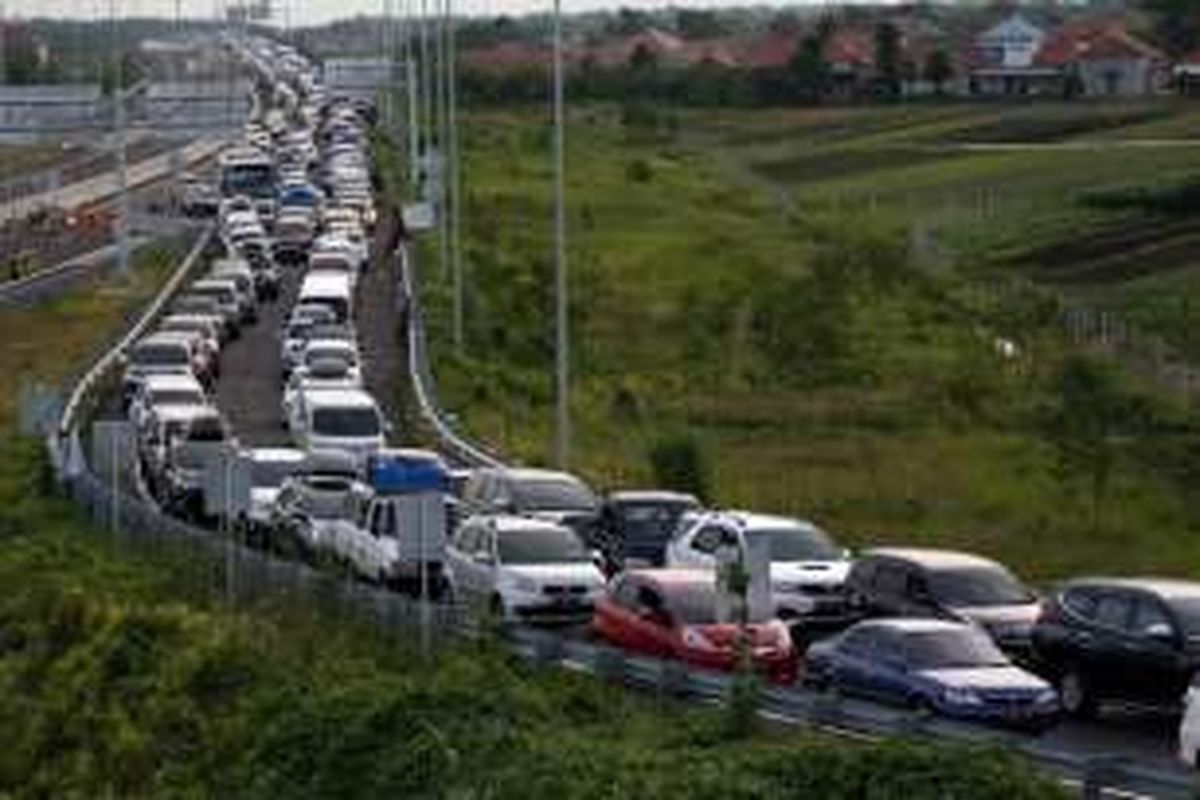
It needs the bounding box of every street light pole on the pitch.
[110,0,129,278]
[552,0,569,469]
[448,0,462,352]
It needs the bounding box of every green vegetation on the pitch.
[410,102,1200,582]
[0,213,1063,799]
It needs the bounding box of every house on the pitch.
[1036,19,1166,95]
[968,13,1063,96]
[968,14,1166,97]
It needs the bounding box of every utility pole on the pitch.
[110,0,130,278]
[434,0,448,280]
[552,0,569,469]
[404,0,419,186]
[448,0,462,352]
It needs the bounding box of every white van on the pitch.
[288,387,387,460]
[297,272,353,324]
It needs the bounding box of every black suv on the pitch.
[591,490,701,575]
[1031,578,1200,717]
[843,548,1040,656]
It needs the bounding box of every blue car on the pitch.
[805,618,1060,730]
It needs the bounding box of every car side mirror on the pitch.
[590,549,605,569]
[1145,622,1176,644]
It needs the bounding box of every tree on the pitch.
[1143,0,1200,58]
[676,9,724,40]
[788,29,832,104]
[3,25,42,85]
[610,7,652,36]
[874,21,903,98]
[1042,356,1131,533]
[923,48,954,95]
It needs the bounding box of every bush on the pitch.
[648,431,712,502]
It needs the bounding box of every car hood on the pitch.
[952,604,1041,635]
[527,510,598,530]
[503,563,604,587]
[919,665,1050,693]
[770,560,850,587]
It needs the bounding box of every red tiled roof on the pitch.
[737,31,800,69]
[1035,21,1164,66]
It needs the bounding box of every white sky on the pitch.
[4,0,815,26]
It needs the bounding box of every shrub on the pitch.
[647,431,712,502]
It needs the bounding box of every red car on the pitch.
[591,569,798,685]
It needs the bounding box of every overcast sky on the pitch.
[4,0,807,25]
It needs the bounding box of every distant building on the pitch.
[968,13,1062,96]
[968,13,1166,97]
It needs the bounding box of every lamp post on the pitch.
[552,0,569,469]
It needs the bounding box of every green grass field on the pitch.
[0,231,1061,799]
[409,101,1200,583]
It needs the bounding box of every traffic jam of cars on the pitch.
[117,35,1200,767]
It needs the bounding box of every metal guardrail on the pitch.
[397,244,504,469]
[58,224,213,439]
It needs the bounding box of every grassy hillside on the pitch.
[410,103,1200,582]
[0,209,1063,799]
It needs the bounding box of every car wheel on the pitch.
[490,594,507,622]
[1058,670,1097,718]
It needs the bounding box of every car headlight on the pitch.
[508,574,539,594]
[942,687,983,707]
[1034,688,1058,706]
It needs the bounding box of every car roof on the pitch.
[863,547,1005,571]
[141,373,204,390]
[484,467,586,484]
[248,447,306,463]
[471,514,573,535]
[704,510,821,532]
[302,388,377,408]
[852,618,973,635]
[607,490,698,505]
[1062,577,1200,600]
[137,332,192,348]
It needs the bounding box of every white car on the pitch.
[287,387,387,460]
[127,373,209,432]
[666,511,852,624]
[242,447,307,538]
[446,515,605,623]
[282,358,360,426]
[292,339,362,385]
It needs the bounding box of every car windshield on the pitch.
[766,525,841,562]
[903,629,1010,670]
[668,583,771,625]
[617,503,693,539]
[150,388,205,406]
[302,483,353,519]
[1168,596,1200,638]
[929,566,1034,607]
[312,406,379,437]
[132,344,188,366]
[497,527,590,565]
[250,459,301,488]
[186,416,225,442]
[307,347,354,366]
[513,478,596,512]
